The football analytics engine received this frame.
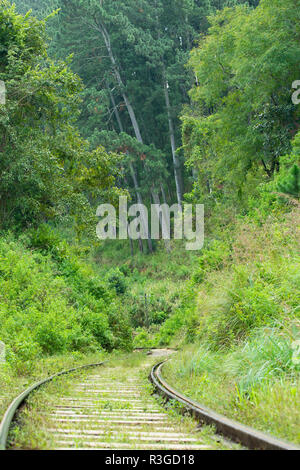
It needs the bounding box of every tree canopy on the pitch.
[0,1,121,232]
[182,0,300,209]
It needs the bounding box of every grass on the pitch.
[163,331,300,445]
[0,351,107,423]
[143,208,300,445]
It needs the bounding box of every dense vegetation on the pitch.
[0,1,131,367]
[0,0,299,444]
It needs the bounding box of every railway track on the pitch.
[0,350,298,450]
[1,351,225,450]
[42,357,213,450]
[150,361,299,451]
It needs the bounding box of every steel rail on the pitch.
[0,348,164,450]
[150,360,299,451]
[0,361,105,450]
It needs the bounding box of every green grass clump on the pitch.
[163,328,300,444]
[149,208,299,349]
[157,208,300,444]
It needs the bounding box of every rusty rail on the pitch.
[150,360,299,451]
[0,361,105,450]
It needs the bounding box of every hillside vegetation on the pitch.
[0,0,299,445]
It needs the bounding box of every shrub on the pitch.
[277,164,300,199]
[28,224,68,261]
[0,236,132,363]
[80,311,113,350]
[156,311,185,346]
[133,328,155,348]
[35,321,68,355]
[192,240,231,284]
[106,268,127,294]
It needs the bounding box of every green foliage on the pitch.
[231,332,299,395]
[29,224,68,259]
[0,232,133,371]
[154,283,197,346]
[192,240,231,284]
[96,131,169,199]
[0,2,121,233]
[2,4,298,446]
[242,131,300,221]
[19,0,254,207]
[106,268,127,295]
[156,312,185,346]
[163,328,300,444]
[132,328,155,349]
[277,165,300,199]
[208,266,281,345]
[197,243,300,349]
[128,291,174,328]
[150,206,300,351]
[182,0,300,210]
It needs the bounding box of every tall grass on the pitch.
[164,328,300,443]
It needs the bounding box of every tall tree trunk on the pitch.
[129,162,152,253]
[138,236,144,254]
[163,66,183,206]
[99,22,143,143]
[108,85,123,134]
[152,7,183,206]
[101,22,153,252]
[128,224,134,257]
[108,85,153,253]
[161,184,167,204]
[151,188,171,253]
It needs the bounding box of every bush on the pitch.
[80,311,113,350]
[35,321,68,355]
[133,328,155,348]
[128,286,181,329]
[156,311,185,346]
[106,268,127,294]
[28,224,68,261]
[192,240,231,284]
[0,235,132,364]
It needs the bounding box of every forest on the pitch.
[0,0,299,448]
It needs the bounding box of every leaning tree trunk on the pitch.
[102,21,173,253]
[101,23,153,253]
[163,66,183,206]
[99,22,143,143]
[108,86,152,253]
[108,85,124,135]
[128,224,134,256]
[161,184,167,204]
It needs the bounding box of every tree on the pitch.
[181,0,300,208]
[0,1,121,233]
[11,0,262,236]
[28,1,201,204]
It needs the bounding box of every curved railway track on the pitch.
[150,361,299,451]
[0,350,298,450]
[0,351,218,450]
[0,361,106,450]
